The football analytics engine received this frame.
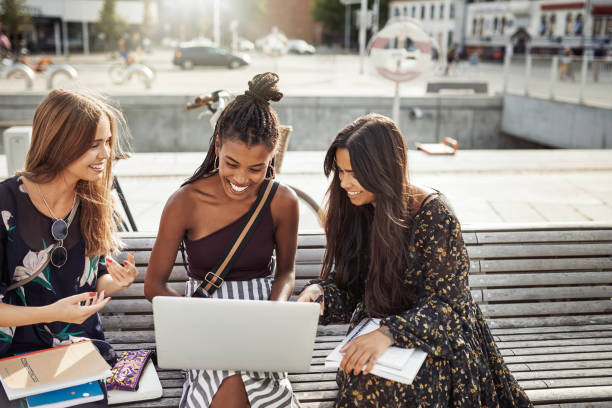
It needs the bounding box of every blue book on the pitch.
[26,381,103,408]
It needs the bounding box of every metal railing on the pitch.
[502,54,612,106]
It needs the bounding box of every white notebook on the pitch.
[107,361,162,405]
[325,318,428,385]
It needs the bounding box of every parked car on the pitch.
[287,39,315,55]
[173,46,250,70]
[238,38,255,52]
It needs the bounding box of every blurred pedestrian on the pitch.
[593,42,605,82]
[560,48,574,81]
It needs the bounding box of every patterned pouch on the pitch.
[106,349,153,391]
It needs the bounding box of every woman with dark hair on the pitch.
[298,113,532,407]
[144,72,300,408]
[0,89,139,405]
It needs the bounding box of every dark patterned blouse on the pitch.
[0,176,116,365]
[308,194,533,407]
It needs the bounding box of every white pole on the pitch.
[53,22,61,56]
[359,0,367,74]
[213,0,220,47]
[442,0,451,70]
[550,56,558,99]
[393,82,401,129]
[82,21,89,54]
[502,45,511,93]
[579,54,588,103]
[524,54,532,96]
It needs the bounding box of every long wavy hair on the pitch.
[20,89,129,256]
[321,113,417,317]
[183,72,283,186]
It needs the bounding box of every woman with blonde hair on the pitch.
[0,89,139,403]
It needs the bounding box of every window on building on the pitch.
[479,17,484,36]
[394,6,400,17]
[450,4,455,19]
[493,17,498,34]
[421,5,425,19]
[549,14,557,37]
[412,6,416,18]
[501,16,506,35]
[574,13,583,35]
[472,18,477,36]
[404,6,409,16]
[439,4,444,19]
[565,13,573,35]
[606,17,612,35]
[430,4,435,19]
[593,16,603,36]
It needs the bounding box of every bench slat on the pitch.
[475,231,612,244]
[482,286,612,302]
[495,331,612,342]
[526,385,612,403]
[479,258,612,273]
[480,300,612,317]
[468,244,612,259]
[470,272,612,287]
[487,315,612,329]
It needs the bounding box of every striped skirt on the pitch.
[179,276,301,408]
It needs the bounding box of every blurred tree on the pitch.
[98,0,126,51]
[0,0,30,51]
[312,0,390,46]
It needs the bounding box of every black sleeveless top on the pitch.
[184,206,275,281]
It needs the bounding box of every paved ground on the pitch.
[3,149,609,232]
[1,49,611,107]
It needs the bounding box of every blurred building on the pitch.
[464,0,612,58]
[20,0,158,54]
[257,0,320,44]
[389,0,462,52]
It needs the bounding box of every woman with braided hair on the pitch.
[145,72,300,408]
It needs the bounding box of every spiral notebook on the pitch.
[325,318,428,385]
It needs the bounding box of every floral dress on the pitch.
[0,176,116,365]
[308,194,533,407]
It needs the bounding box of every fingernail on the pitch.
[106,257,113,263]
[89,292,97,296]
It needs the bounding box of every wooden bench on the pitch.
[105,223,612,407]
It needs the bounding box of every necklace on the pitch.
[35,182,76,221]
[35,182,79,268]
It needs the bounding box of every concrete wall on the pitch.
[502,94,612,149]
[0,94,503,153]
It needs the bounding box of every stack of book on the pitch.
[325,318,428,385]
[0,340,112,408]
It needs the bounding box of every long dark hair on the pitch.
[183,72,283,186]
[321,113,416,317]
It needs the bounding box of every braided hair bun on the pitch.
[244,72,283,104]
[183,72,284,185]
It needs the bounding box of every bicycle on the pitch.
[108,55,156,89]
[186,90,324,227]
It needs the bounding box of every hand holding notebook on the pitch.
[326,319,428,385]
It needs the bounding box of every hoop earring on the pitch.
[265,158,276,180]
[214,156,220,171]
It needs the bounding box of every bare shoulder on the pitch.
[272,183,299,208]
[270,182,299,222]
[163,177,217,215]
[410,185,440,215]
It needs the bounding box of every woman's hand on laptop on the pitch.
[297,284,324,316]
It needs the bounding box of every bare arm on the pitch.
[144,189,191,301]
[0,292,110,327]
[269,185,299,301]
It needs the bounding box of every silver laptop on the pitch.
[152,297,320,372]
